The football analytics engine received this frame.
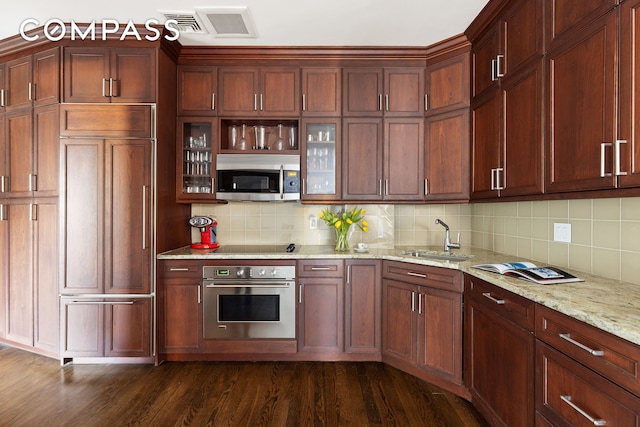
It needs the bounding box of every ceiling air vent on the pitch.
[160,12,208,34]
[196,7,258,38]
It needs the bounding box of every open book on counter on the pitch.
[472,261,583,285]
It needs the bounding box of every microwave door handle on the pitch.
[279,164,284,200]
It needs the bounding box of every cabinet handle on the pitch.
[169,267,190,271]
[490,168,496,190]
[142,185,147,249]
[379,94,383,111]
[254,94,258,111]
[407,271,427,278]
[30,203,37,221]
[385,179,389,196]
[1,176,6,192]
[346,265,351,284]
[424,179,429,195]
[559,333,605,356]
[102,78,108,97]
[385,94,389,111]
[491,59,497,81]
[211,178,215,195]
[600,143,612,177]
[67,300,136,305]
[496,167,504,190]
[109,78,114,97]
[260,94,264,111]
[482,292,505,305]
[615,140,627,176]
[0,89,4,107]
[379,179,383,196]
[301,178,306,195]
[0,204,5,221]
[560,395,607,426]
[197,285,201,304]
[211,93,216,111]
[299,284,303,304]
[28,174,37,192]
[28,82,34,101]
[418,293,423,315]
[495,54,505,78]
[302,94,306,111]
[411,291,415,312]
[310,266,331,270]
[424,94,428,111]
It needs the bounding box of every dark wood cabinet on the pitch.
[342,117,424,201]
[63,47,156,103]
[301,67,341,116]
[425,109,470,201]
[60,136,152,295]
[4,48,59,112]
[544,0,616,50]
[177,66,217,116]
[464,275,536,427]
[545,9,618,193]
[425,50,470,115]
[301,118,341,200]
[1,199,58,355]
[343,67,424,117]
[176,117,217,202]
[382,261,464,395]
[297,259,344,354]
[4,110,32,197]
[344,259,381,357]
[158,260,204,356]
[218,66,300,116]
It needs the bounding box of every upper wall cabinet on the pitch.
[472,0,544,100]
[545,0,617,50]
[177,66,217,116]
[425,52,470,116]
[63,47,156,103]
[218,67,300,117]
[342,67,425,117]
[3,48,60,112]
[301,67,341,117]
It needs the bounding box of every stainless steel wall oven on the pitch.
[202,264,296,339]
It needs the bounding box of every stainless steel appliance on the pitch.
[202,264,296,339]
[216,154,300,201]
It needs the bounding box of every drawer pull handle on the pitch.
[169,268,190,271]
[482,292,505,305]
[560,395,607,426]
[310,267,331,270]
[407,272,427,278]
[559,333,605,356]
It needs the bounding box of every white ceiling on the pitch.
[1,0,490,47]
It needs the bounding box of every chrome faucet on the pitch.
[435,219,460,252]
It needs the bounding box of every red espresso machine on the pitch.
[189,216,219,249]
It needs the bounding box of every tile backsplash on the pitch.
[192,196,640,284]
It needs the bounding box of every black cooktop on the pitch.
[212,243,297,254]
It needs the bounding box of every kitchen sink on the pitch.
[401,249,472,262]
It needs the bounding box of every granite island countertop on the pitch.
[158,245,640,347]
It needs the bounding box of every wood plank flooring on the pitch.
[0,345,489,426]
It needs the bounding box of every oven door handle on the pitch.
[204,281,293,288]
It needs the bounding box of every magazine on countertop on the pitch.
[472,261,583,284]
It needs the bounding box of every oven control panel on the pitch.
[203,265,295,281]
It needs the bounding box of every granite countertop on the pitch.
[158,245,640,347]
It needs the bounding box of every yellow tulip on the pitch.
[318,213,324,218]
[362,220,369,226]
[363,227,369,232]
[346,218,353,224]
[335,220,342,228]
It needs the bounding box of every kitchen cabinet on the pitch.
[301,118,341,200]
[342,67,424,117]
[176,117,217,202]
[425,109,470,201]
[344,259,381,357]
[301,67,341,116]
[545,9,618,193]
[342,117,424,201]
[472,63,544,199]
[63,47,156,103]
[4,47,59,112]
[297,259,344,354]
[3,104,59,199]
[425,49,470,115]
[218,66,300,117]
[545,0,617,50]
[382,261,464,395]
[471,0,544,100]
[464,275,536,427]
[177,65,217,116]
[0,199,58,356]
[60,137,152,295]
[157,260,204,356]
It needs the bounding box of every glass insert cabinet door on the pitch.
[177,117,217,201]
[301,119,341,200]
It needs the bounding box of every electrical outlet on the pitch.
[309,216,318,230]
[554,223,571,243]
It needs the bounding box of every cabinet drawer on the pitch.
[464,274,535,331]
[297,259,344,278]
[536,341,640,427]
[382,260,463,292]
[160,260,203,278]
[536,304,640,397]
[60,104,153,138]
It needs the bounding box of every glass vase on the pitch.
[334,227,352,252]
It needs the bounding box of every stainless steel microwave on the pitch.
[216,154,301,201]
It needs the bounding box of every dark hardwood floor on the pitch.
[0,345,489,426]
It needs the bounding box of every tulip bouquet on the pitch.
[318,206,369,252]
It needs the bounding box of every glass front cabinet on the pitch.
[301,119,341,200]
[177,117,217,201]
